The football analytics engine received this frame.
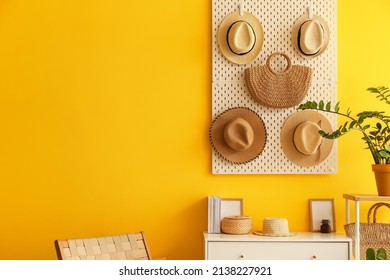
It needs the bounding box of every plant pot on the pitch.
[372,164,390,196]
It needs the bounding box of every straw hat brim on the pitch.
[291,14,329,58]
[253,230,296,237]
[280,111,334,167]
[217,11,264,65]
[210,107,267,164]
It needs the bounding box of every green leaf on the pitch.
[377,248,387,260]
[334,101,340,112]
[349,120,357,129]
[385,144,390,152]
[297,102,308,110]
[326,101,331,111]
[298,101,320,110]
[367,87,380,93]
[379,151,390,158]
[366,248,376,260]
[319,100,324,110]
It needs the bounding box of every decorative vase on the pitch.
[372,164,390,196]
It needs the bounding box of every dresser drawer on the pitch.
[207,241,349,260]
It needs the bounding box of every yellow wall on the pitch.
[0,0,390,260]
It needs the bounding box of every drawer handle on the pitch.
[311,255,317,260]
[240,255,244,259]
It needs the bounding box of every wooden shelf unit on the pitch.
[343,194,390,260]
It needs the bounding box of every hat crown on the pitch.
[262,218,291,236]
[217,11,264,65]
[227,21,256,54]
[224,117,254,151]
[209,107,266,164]
[293,121,322,155]
[299,20,324,55]
[292,13,330,58]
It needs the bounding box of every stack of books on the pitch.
[207,196,222,233]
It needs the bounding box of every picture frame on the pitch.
[309,199,336,232]
[220,198,243,220]
[208,197,244,234]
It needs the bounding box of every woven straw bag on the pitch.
[344,202,390,260]
[245,52,312,108]
[221,216,252,235]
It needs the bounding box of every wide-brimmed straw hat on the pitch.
[291,11,329,58]
[209,107,267,164]
[217,11,264,65]
[253,218,295,237]
[280,111,333,167]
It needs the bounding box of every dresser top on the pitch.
[204,232,352,242]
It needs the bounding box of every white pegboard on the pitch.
[212,0,338,174]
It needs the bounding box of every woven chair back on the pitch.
[54,231,151,260]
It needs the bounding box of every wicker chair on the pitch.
[54,231,151,260]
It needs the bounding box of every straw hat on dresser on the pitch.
[280,110,334,167]
[253,218,295,237]
[209,107,267,164]
[217,10,264,65]
[291,9,330,58]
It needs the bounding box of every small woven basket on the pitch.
[344,202,390,260]
[221,216,252,235]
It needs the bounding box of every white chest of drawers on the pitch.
[204,232,352,260]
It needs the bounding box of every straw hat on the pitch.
[280,111,334,167]
[209,107,266,164]
[253,218,295,237]
[291,12,329,58]
[217,11,264,65]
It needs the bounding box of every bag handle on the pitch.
[266,52,292,75]
[367,202,390,224]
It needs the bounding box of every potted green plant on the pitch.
[298,86,390,196]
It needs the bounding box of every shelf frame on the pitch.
[343,194,390,260]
